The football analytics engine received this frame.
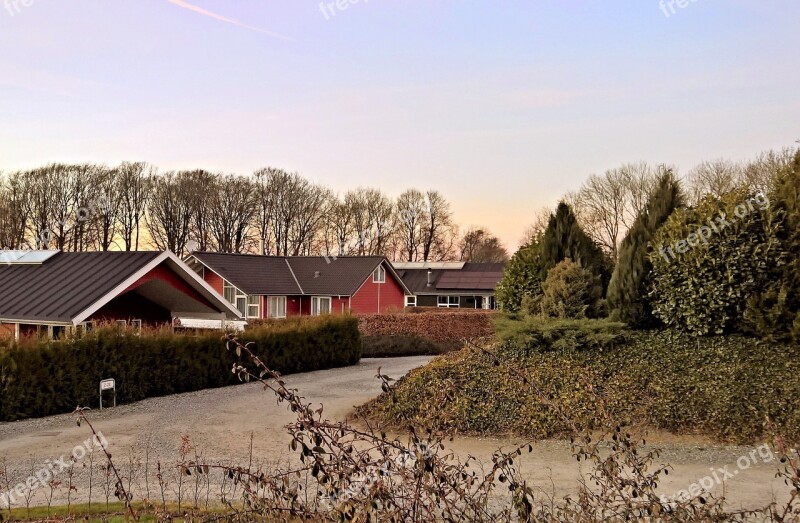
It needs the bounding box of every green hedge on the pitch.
[363,318,800,444]
[0,315,361,422]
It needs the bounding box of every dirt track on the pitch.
[0,356,790,511]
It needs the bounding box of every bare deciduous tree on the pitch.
[118,162,152,251]
[146,171,193,255]
[687,159,744,203]
[459,227,509,263]
[208,175,257,253]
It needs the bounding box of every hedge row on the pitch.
[358,311,496,355]
[362,318,800,443]
[0,315,361,422]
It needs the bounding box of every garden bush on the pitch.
[0,315,361,421]
[649,187,783,335]
[361,318,800,443]
[538,259,602,318]
[358,310,495,356]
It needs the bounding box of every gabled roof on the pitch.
[189,252,302,296]
[398,262,505,295]
[0,251,241,324]
[189,253,410,297]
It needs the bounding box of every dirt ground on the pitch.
[0,356,790,512]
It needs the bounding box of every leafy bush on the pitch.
[362,319,800,443]
[538,259,602,319]
[495,237,543,312]
[744,151,800,341]
[649,187,783,335]
[0,315,361,421]
[358,311,495,355]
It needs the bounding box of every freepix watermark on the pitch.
[660,444,775,506]
[318,0,371,20]
[659,0,702,18]
[0,433,108,508]
[4,0,34,17]
[657,191,769,264]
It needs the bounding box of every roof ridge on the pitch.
[285,258,305,295]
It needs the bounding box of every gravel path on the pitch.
[0,355,791,512]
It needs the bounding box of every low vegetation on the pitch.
[0,315,360,422]
[359,310,495,357]
[362,319,800,444]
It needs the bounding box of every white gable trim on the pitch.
[72,251,242,325]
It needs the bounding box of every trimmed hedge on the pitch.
[362,318,800,444]
[0,315,361,422]
[358,311,496,356]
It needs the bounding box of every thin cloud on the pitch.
[167,0,294,41]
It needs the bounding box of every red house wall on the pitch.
[350,268,406,314]
[202,268,225,294]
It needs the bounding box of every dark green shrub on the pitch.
[361,335,446,357]
[495,237,543,312]
[649,187,783,335]
[363,322,800,444]
[607,169,684,327]
[0,315,361,421]
[539,202,612,296]
[745,151,800,341]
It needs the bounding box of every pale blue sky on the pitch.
[1,0,798,248]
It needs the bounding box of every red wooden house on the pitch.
[187,253,410,320]
[0,250,243,341]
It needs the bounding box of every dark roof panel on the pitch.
[399,263,505,294]
[191,252,302,295]
[192,253,403,297]
[0,251,162,323]
[288,257,385,296]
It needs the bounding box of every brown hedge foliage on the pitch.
[358,310,496,354]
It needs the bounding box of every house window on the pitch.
[437,296,460,308]
[224,280,254,318]
[131,319,142,335]
[373,265,386,283]
[247,296,260,319]
[405,296,417,307]
[51,325,67,340]
[268,296,287,319]
[116,320,127,330]
[312,297,332,316]
[223,281,237,305]
[82,321,95,332]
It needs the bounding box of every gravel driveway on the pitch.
[0,355,791,512]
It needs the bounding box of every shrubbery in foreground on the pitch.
[0,315,361,422]
[362,319,800,444]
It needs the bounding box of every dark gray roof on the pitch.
[399,262,505,295]
[191,253,406,297]
[289,257,385,296]
[0,251,162,323]
[191,252,302,295]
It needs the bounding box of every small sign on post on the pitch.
[99,378,116,410]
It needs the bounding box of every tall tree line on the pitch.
[0,163,506,261]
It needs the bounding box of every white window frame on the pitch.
[437,296,460,308]
[131,319,142,336]
[405,295,417,307]
[116,320,127,330]
[311,296,332,316]
[373,265,386,283]
[224,280,258,319]
[268,296,287,319]
[247,295,260,319]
